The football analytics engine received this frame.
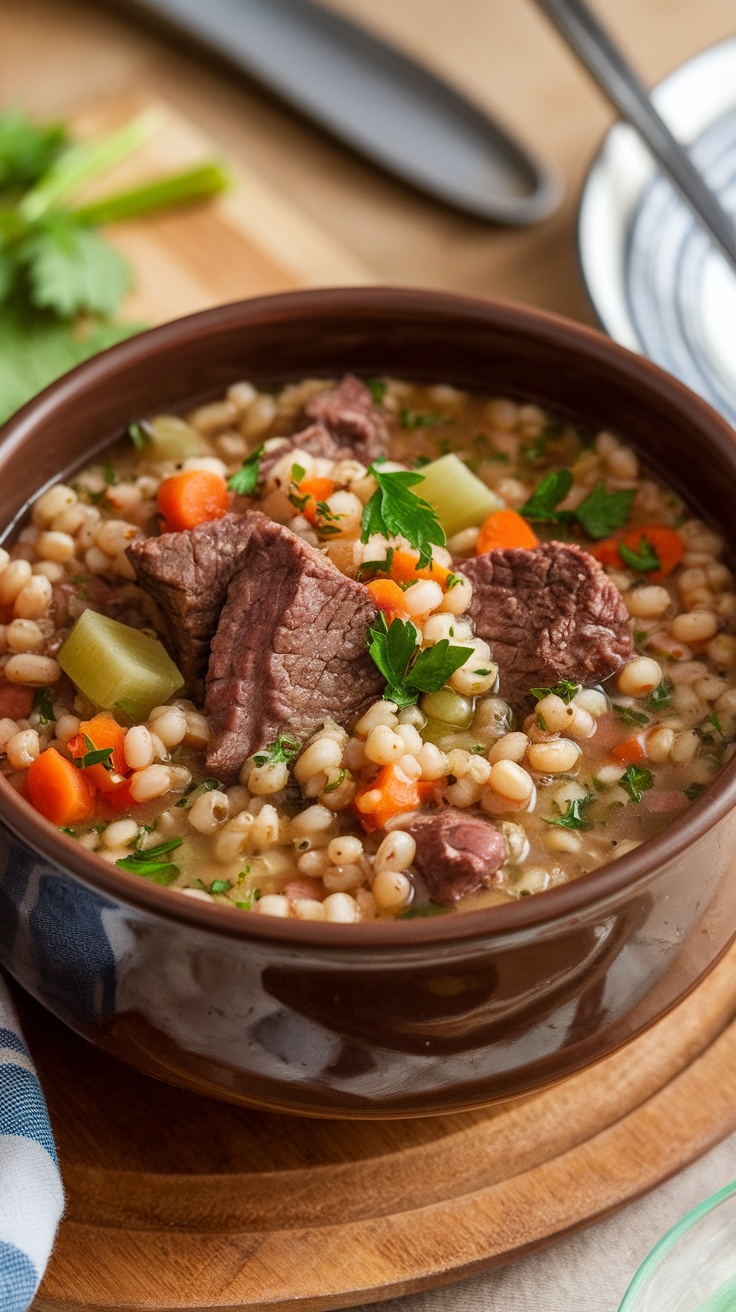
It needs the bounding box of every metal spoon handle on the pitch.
[534,0,736,273]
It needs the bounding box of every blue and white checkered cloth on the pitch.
[0,975,63,1312]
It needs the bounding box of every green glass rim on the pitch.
[619,1178,736,1309]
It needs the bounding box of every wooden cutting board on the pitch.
[15,91,736,1311]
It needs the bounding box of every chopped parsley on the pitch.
[544,794,596,830]
[209,879,232,894]
[128,420,151,450]
[103,461,117,486]
[612,704,650,728]
[73,733,113,771]
[574,481,636,540]
[519,434,548,464]
[236,888,262,910]
[710,712,724,736]
[33,686,55,725]
[620,764,654,803]
[357,549,395,581]
[399,408,444,429]
[323,769,348,794]
[519,469,635,539]
[253,733,301,768]
[648,678,674,710]
[530,680,581,704]
[361,461,445,569]
[366,378,387,405]
[115,837,183,884]
[619,534,661,573]
[367,613,472,709]
[228,443,264,496]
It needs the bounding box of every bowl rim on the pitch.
[2,284,736,949]
[618,1177,736,1308]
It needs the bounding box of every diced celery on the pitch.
[416,453,503,538]
[146,416,202,461]
[58,610,184,722]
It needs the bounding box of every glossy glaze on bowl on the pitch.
[0,288,735,1116]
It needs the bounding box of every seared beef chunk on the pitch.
[205,516,384,779]
[258,422,343,483]
[405,809,507,906]
[460,542,633,711]
[127,513,257,691]
[301,374,389,466]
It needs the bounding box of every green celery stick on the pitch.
[72,161,231,226]
[20,111,160,222]
[416,453,503,538]
[58,609,183,722]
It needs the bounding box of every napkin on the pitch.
[0,975,63,1312]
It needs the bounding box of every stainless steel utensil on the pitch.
[534,0,736,274]
[101,0,561,224]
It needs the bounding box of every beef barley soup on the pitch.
[4,374,735,921]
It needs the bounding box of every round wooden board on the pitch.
[11,938,736,1312]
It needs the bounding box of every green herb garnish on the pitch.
[366,378,387,405]
[73,733,113,772]
[115,836,183,884]
[519,468,573,524]
[367,613,472,709]
[544,794,596,830]
[357,548,395,581]
[620,764,654,803]
[619,534,661,573]
[323,769,348,794]
[612,704,650,728]
[253,734,301,768]
[228,443,264,496]
[236,888,262,910]
[684,784,703,802]
[648,678,674,710]
[709,712,723,736]
[33,686,55,725]
[530,680,581,704]
[575,480,637,540]
[361,462,445,570]
[128,420,150,450]
[399,409,444,429]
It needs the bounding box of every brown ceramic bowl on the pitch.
[0,288,735,1118]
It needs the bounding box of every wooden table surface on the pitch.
[2,0,734,321]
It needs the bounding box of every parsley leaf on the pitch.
[236,888,262,910]
[73,733,114,771]
[709,712,723,735]
[619,534,661,573]
[519,468,573,523]
[323,768,348,794]
[612,704,650,727]
[575,480,636,540]
[367,614,472,707]
[544,795,596,830]
[357,548,395,581]
[620,764,654,803]
[228,443,264,495]
[530,680,581,704]
[33,686,55,725]
[366,378,387,405]
[128,419,151,450]
[0,108,67,191]
[399,408,444,429]
[20,213,131,319]
[361,464,445,570]
[253,734,301,768]
[115,837,183,884]
[648,678,674,711]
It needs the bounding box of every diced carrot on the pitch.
[354,763,439,832]
[97,781,137,818]
[621,525,684,581]
[68,712,129,794]
[476,509,539,555]
[366,578,410,622]
[296,476,334,524]
[589,538,624,569]
[591,526,684,583]
[389,550,452,587]
[0,682,35,720]
[611,735,648,765]
[156,470,229,532]
[26,748,97,827]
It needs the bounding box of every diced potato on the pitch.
[58,610,184,722]
[415,454,503,538]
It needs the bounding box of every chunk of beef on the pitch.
[301,374,389,466]
[205,517,384,779]
[127,513,257,691]
[460,542,633,711]
[405,809,507,906]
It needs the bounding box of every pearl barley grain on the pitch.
[617,657,663,698]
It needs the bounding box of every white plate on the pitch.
[578,37,736,427]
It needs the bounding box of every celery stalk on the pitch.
[19,111,160,223]
[72,161,231,226]
[416,454,503,538]
[143,416,202,461]
[58,609,183,722]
